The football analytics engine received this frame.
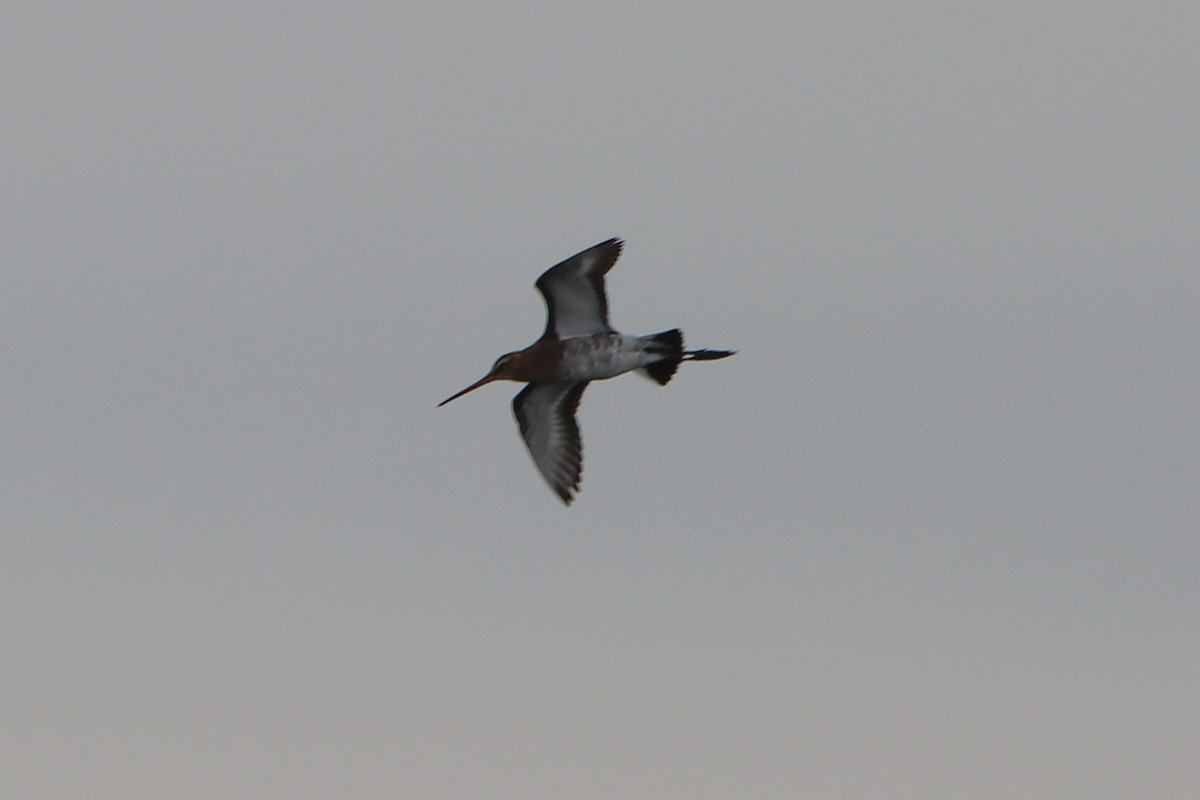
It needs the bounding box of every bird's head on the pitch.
[437,351,524,407]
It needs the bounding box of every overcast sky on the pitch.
[4,2,1198,798]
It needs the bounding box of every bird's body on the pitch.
[506,334,672,383]
[439,238,734,504]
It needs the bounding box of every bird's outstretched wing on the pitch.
[535,238,622,338]
[512,381,589,504]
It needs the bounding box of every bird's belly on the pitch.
[555,335,658,381]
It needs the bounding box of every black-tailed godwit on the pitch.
[438,238,734,504]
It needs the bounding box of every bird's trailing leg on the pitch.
[681,349,736,361]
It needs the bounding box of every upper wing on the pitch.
[535,238,622,338]
[512,382,589,505]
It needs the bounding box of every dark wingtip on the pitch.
[600,237,623,264]
[554,476,580,505]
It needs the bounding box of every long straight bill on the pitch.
[437,373,498,407]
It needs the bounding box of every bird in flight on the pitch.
[438,238,734,504]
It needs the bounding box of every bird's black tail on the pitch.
[640,329,735,386]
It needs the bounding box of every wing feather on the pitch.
[512,382,588,504]
[535,239,622,338]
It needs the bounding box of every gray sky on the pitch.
[4,2,1198,797]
